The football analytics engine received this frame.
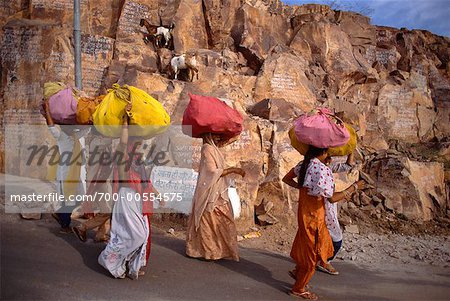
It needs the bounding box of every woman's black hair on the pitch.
[298,146,328,187]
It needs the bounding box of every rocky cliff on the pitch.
[1,0,449,228]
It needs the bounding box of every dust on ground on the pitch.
[152,210,450,270]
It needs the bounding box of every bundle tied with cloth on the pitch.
[289,108,357,156]
[93,84,171,138]
[42,82,86,200]
[43,81,106,125]
[42,82,80,125]
[182,93,243,221]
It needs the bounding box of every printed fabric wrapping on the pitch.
[294,108,350,148]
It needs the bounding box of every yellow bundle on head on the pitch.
[93,84,130,137]
[93,84,170,138]
[126,85,171,138]
[289,123,357,157]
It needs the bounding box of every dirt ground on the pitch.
[152,210,450,270]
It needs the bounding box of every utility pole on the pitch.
[74,0,82,90]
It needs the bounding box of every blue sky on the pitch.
[283,0,450,37]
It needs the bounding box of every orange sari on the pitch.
[290,187,334,292]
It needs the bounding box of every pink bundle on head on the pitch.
[294,108,350,148]
[48,87,78,125]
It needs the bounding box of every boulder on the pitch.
[335,11,376,52]
[253,50,316,111]
[114,41,159,73]
[254,120,302,224]
[202,0,241,49]
[29,0,122,37]
[172,0,209,53]
[367,156,447,221]
[375,83,435,143]
[231,3,291,72]
[291,21,360,77]
[248,98,301,122]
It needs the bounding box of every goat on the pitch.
[140,18,158,44]
[155,23,175,48]
[140,18,174,49]
[170,53,199,82]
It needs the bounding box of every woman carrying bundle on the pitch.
[283,147,365,300]
[98,103,156,279]
[185,133,245,261]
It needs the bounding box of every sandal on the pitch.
[288,290,318,300]
[72,226,87,242]
[316,262,339,275]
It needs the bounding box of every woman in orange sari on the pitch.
[283,146,362,300]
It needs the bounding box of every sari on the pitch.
[98,143,154,279]
[185,134,239,261]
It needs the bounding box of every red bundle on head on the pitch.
[182,93,243,140]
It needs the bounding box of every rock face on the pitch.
[1,1,450,228]
[367,156,446,221]
[172,0,208,53]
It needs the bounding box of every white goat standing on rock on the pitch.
[155,24,175,48]
[170,53,199,82]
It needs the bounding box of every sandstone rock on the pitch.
[29,0,121,37]
[334,168,359,192]
[375,83,435,143]
[118,70,185,116]
[372,195,383,205]
[115,0,159,41]
[202,0,241,49]
[291,21,360,77]
[338,215,352,226]
[360,191,372,206]
[335,11,376,52]
[114,41,158,73]
[248,98,301,122]
[231,3,291,72]
[254,50,316,111]
[368,156,447,221]
[0,0,28,24]
[172,0,208,53]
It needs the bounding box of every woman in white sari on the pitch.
[98,106,155,279]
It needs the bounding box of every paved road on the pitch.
[1,213,450,301]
